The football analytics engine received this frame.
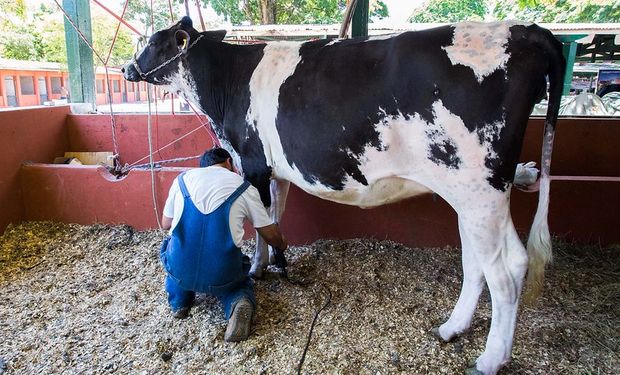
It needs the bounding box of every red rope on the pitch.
[187,101,221,147]
[104,0,131,66]
[91,0,142,36]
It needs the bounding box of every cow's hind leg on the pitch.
[434,216,485,342]
[250,179,290,278]
[452,202,528,375]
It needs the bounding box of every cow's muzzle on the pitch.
[122,63,140,82]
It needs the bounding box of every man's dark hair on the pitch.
[200,147,232,167]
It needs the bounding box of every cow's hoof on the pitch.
[249,269,264,280]
[431,327,455,343]
[464,367,484,375]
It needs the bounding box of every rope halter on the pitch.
[132,33,204,80]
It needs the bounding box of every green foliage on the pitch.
[371,0,389,20]
[38,17,68,64]
[91,13,136,67]
[204,0,257,24]
[126,0,184,34]
[201,0,388,25]
[408,0,619,23]
[409,0,487,23]
[0,2,137,67]
[0,0,26,22]
[493,0,620,22]
[0,2,47,61]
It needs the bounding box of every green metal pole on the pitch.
[351,0,369,38]
[63,0,96,110]
[557,34,586,96]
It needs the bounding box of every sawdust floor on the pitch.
[0,222,618,374]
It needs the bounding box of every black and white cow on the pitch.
[123,17,565,375]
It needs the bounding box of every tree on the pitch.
[0,2,136,67]
[409,0,620,23]
[409,0,487,23]
[126,0,184,34]
[494,0,620,23]
[91,11,136,67]
[201,0,388,25]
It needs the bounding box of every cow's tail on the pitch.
[523,27,566,305]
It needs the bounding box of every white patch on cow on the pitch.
[365,33,399,42]
[219,137,244,175]
[325,39,343,46]
[319,101,505,210]
[443,21,514,83]
[478,119,506,159]
[247,42,337,193]
[163,62,201,111]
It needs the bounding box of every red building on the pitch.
[0,58,149,108]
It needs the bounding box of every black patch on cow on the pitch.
[185,40,275,206]
[429,140,461,169]
[275,28,459,189]
[481,24,551,191]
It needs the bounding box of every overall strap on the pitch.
[224,181,251,205]
[177,172,191,199]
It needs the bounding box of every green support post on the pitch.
[351,0,369,38]
[557,34,586,96]
[63,0,96,110]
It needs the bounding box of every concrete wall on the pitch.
[20,164,183,229]
[0,106,71,231]
[66,114,212,167]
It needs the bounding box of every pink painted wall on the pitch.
[66,114,214,168]
[20,164,183,229]
[0,106,71,232]
[1,110,619,246]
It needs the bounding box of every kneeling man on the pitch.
[160,148,287,342]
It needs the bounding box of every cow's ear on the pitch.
[204,30,227,42]
[175,29,191,52]
[180,16,193,29]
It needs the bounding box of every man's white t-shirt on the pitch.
[163,166,273,247]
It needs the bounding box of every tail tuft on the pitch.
[523,176,553,305]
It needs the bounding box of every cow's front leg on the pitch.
[249,179,290,278]
[268,179,290,264]
[250,234,269,279]
[245,167,272,279]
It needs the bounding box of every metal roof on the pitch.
[227,22,620,38]
[0,59,121,74]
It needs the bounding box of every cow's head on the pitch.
[122,16,226,85]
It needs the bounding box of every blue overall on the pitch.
[159,173,256,319]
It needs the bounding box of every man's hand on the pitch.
[256,223,287,250]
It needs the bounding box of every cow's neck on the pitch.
[183,42,265,137]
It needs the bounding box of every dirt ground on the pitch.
[0,221,618,374]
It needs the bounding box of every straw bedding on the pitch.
[0,222,618,374]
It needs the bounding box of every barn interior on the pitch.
[0,0,619,374]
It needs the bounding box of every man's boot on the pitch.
[225,298,254,342]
